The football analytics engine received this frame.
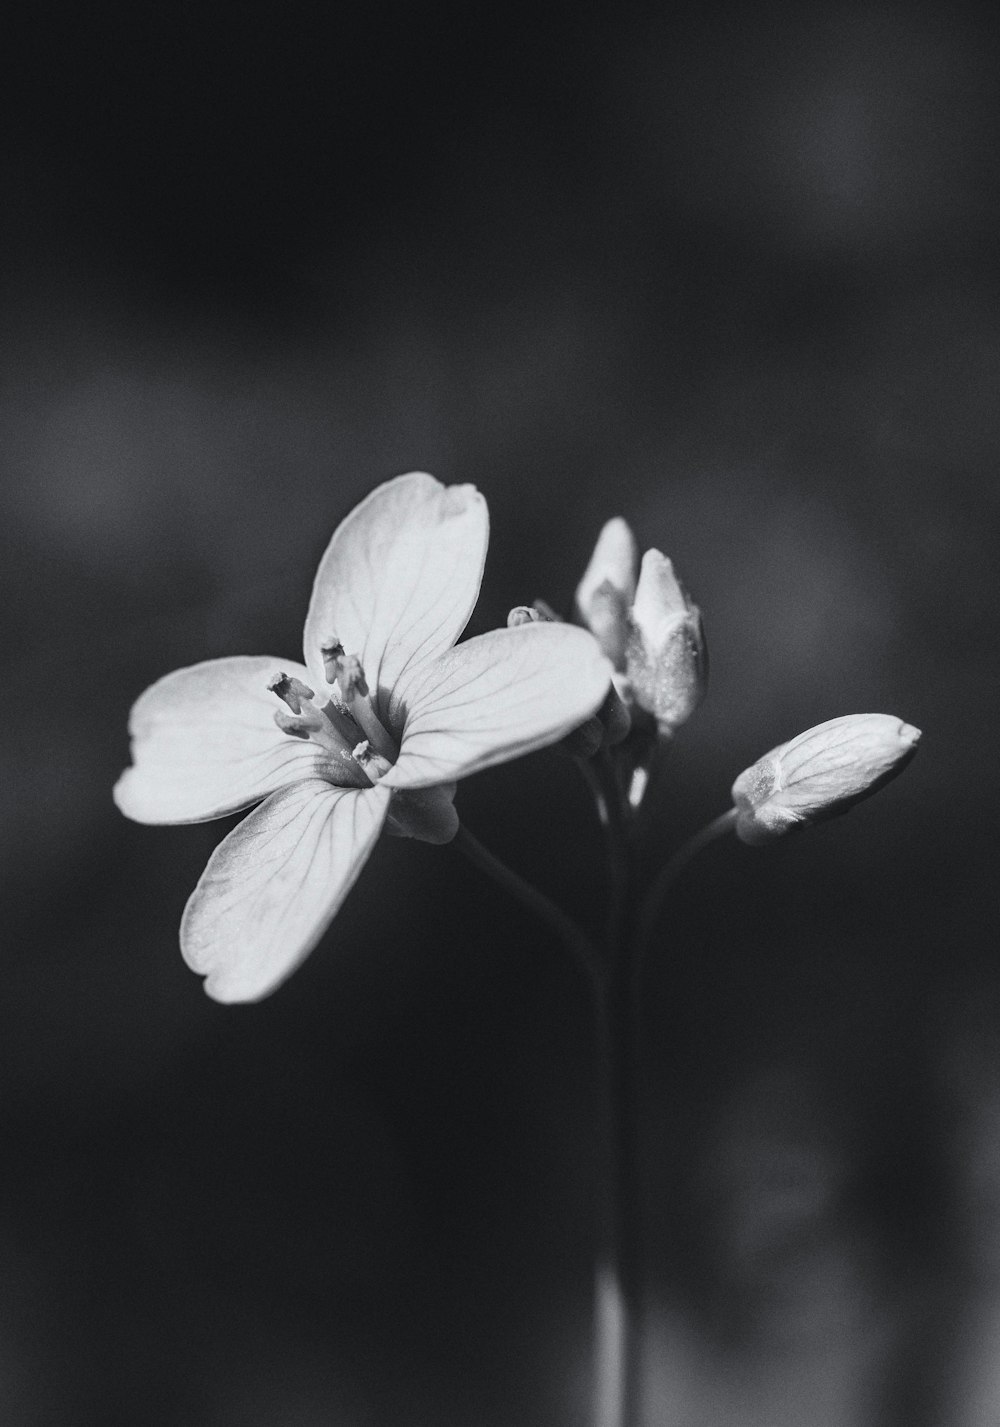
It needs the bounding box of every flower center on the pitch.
[268,642,399,787]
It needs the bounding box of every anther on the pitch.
[267,672,316,715]
[335,654,369,701]
[352,739,392,780]
[320,635,345,683]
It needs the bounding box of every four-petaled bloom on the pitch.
[115,473,611,1002]
[731,714,921,846]
[575,518,706,736]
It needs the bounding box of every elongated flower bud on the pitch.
[732,714,921,845]
[625,549,706,734]
[574,518,639,669]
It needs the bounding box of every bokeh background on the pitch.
[2,1,999,1421]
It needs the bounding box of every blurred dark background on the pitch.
[2,1,999,1421]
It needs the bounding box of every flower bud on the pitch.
[574,518,639,669]
[731,714,921,846]
[624,550,706,734]
[507,605,546,627]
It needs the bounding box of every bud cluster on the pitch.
[508,516,707,805]
[506,513,920,839]
[574,518,707,739]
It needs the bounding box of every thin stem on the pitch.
[589,755,640,1427]
[576,754,611,829]
[593,979,631,1427]
[451,808,642,1426]
[595,924,645,1427]
[451,825,603,990]
[634,808,737,965]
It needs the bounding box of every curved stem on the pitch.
[452,808,647,1425]
[451,825,603,990]
[635,808,737,964]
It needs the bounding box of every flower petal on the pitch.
[383,623,612,789]
[181,779,391,1002]
[114,656,331,825]
[303,472,488,723]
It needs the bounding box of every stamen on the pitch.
[352,739,393,781]
[274,709,317,740]
[267,672,316,715]
[332,653,398,762]
[320,635,345,683]
[268,673,374,788]
[335,654,369,701]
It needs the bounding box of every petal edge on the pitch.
[303,472,489,724]
[114,656,326,825]
[384,623,612,789]
[181,780,391,1002]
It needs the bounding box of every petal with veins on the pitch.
[113,657,332,825]
[384,623,612,790]
[181,779,391,1003]
[303,472,488,725]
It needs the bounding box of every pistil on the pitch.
[332,653,398,762]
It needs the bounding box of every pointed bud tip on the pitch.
[575,518,640,648]
[633,548,691,627]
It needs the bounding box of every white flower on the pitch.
[115,472,611,1002]
[731,713,921,845]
